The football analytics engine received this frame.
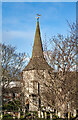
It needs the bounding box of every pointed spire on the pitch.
[23,16,53,71]
[32,20,43,58]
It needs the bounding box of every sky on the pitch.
[2,2,76,56]
[2,0,78,2]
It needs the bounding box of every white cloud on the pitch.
[2,30,34,42]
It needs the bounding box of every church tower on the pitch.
[23,16,52,112]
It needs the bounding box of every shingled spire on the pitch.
[32,20,43,58]
[23,17,52,71]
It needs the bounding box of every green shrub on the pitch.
[2,114,13,120]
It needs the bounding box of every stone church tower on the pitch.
[23,19,52,112]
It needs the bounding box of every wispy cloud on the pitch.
[2,29,34,54]
[3,30,34,42]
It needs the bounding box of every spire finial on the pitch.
[36,14,41,22]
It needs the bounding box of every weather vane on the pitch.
[36,14,41,21]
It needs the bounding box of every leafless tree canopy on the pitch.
[1,44,27,111]
[43,22,77,113]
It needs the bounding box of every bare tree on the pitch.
[1,43,27,114]
[43,22,77,118]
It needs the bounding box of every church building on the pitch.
[23,17,53,114]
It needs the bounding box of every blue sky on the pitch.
[2,2,76,56]
[2,0,77,2]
